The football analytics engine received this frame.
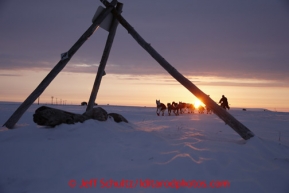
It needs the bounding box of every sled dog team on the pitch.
[156,100,212,116]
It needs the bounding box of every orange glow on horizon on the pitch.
[1,70,289,112]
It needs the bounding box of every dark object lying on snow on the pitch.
[108,113,128,123]
[33,106,87,127]
[81,101,87,106]
[33,106,128,127]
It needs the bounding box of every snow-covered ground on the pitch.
[1,103,289,193]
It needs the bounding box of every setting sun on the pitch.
[194,99,203,109]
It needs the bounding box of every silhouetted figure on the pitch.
[219,95,230,110]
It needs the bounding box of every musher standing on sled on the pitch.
[219,95,230,110]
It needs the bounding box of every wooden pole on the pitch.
[3,0,118,129]
[86,2,123,111]
[101,0,254,140]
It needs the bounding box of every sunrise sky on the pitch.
[0,0,289,112]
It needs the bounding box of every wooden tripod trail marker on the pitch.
[4,0,254,141]
[101,0,254,140]
[87,2,123,111]
[3,0,118,129]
